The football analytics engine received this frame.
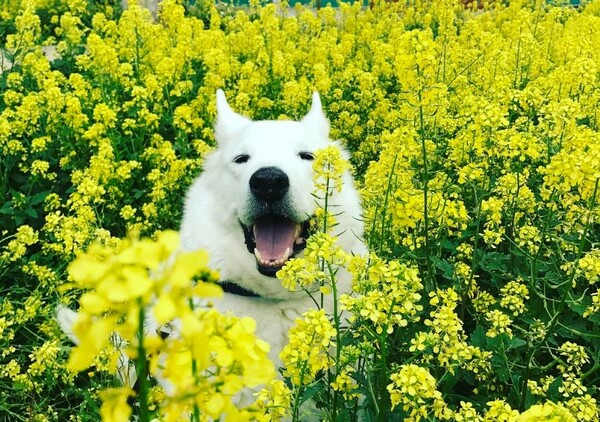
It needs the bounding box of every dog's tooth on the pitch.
[254,248,262,261]
[295,237,304,245]
[295,224,301,238]
[282,247,291,261]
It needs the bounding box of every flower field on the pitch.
[1,0,600,420]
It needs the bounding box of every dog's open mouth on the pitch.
[241,215,310,277]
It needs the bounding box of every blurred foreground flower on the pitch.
[64,230,275,421]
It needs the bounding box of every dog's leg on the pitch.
[56,304,80,344]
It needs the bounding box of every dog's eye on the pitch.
[299,152,314,161]
[233,154,250,164]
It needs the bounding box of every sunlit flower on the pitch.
[280,309,336,386]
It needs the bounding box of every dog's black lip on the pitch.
[257,265,282,277]
[240,215,311,278]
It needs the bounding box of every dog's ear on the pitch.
[301,92,330,139]
[215,89,252,143]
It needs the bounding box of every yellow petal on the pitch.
[193,281,223,298]
[204,393,225,418]
[99,387,132,422]
[79,292,111,315]
[153,294,176,324]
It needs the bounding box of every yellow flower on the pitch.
[280,309,335,386]
[255,379,292,421]
[99,388,133,422]
[388,364,446,419]
[1,225,39,261]
[67,315,116,372]
[500,280,529,317]
[331,368,360,400]
[64,231,274,419]
[313,145,350,196]
[485,310,513,339]
[518,402,576,422]
[484,400,519,421]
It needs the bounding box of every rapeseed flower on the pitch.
[518,402,576,422]
[387,364,447,420]
[280,309,336,386]
[65,231,274,419]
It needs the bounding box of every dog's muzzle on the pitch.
[242,166,311,277]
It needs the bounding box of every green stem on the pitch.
[136,302,150,422]
[582,364,600,381]
[191,357,201,422]
[365,366,380,417]
[377,331,389,422]
[374,154,398,255]
[461,183,484,319]
[291,348,312,421]
[188,299,202,421]
[416,66,434,291]
[328,261,340,422]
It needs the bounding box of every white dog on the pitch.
[58,90,366,414]
[179,90,366,367]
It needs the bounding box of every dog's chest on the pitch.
[210,293,313,367]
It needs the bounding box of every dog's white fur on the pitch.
[58,90,365,414]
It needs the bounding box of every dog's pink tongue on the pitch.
[254,217,295,262]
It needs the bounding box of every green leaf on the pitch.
[470,326,487,349]
[432,256,454,280]
[478,252,510,273]
[506,336,527,349]
[25,208,38,219]
[0,201,14,215]
[300,381,323,406]
[29,191,49,205]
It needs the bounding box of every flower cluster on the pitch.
[387,364,447,421]
[254,379,293,421]
[280,309,336,387]
[342,254,423,335]
[418,289,492,378]
[312,144,350,196]
[65,230,275,420]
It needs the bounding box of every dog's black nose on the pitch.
[250,167,289,202]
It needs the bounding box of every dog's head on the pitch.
[215,90,333,277]
[181,90,364,298]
